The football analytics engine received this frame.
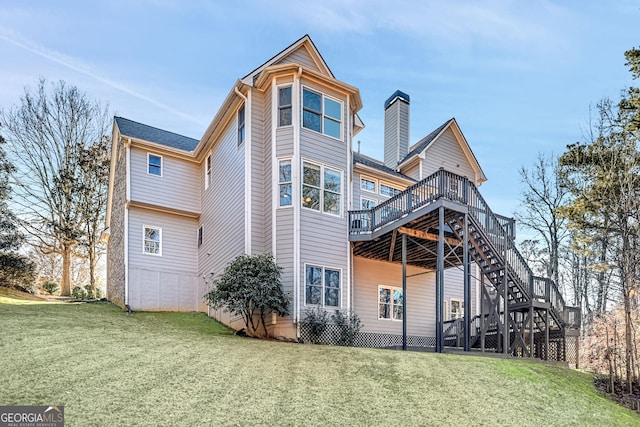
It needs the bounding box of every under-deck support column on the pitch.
[545,309,550,360]
[436,206,445,353]
[529,305,534,358]
[503,268,509,355]
[463,213,470,351]
[402,233,407,351]
[480,274,485,353]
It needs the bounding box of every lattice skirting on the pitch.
[299,323,435,348]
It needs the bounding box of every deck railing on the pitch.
[348,168,578,329]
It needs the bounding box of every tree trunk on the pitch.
[60,245,72,296]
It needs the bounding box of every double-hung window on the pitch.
[302,161,341,216]
[305,265,340,307]
[302,88,342,140]
[379,286,403,321]
[143,226,162,256]
[148,154,162,176]
[237,104,245,146]
[278,159,292,207]
[278,86,292,127]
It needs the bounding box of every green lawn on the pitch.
[1,290,638,426]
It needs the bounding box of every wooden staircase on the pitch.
[348,168,580,362]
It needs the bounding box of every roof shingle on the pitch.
[115,116,199,152]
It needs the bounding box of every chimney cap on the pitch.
[384,90,410,109]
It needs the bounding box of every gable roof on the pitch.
[115,116,199,152]
[401,118,453,164]
[242,34,334,85]
[353,152,415,182]
[399,118,487,184]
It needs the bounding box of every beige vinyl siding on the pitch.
[127,206,199,311]
[353,257,478,337]
[352,172,380,210]
[263,84,273,254]
[129,148,200,213]
[403,162,420,181]
[275,46,320,72]
[251,89,265,254]
[422,128,475,180]
[198,116,245,293]
[275,209,295,297]
[298,84,350,311]
[352,171,412,210]
[276,127,294,157]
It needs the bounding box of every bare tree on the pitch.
[0,79,109,295]
[516,153,571,289]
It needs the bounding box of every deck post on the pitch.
[463,212,470,351]
[480,274,485,353]
[436,206,445,353]
[529,305,534,358]
[503,274,509,355]
[545,309,550,360]
[402,233,407,351]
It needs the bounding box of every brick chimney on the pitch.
[384,90,410,168]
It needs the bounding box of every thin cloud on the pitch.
[0,26,203,125]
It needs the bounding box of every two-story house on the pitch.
[105,35,580,364]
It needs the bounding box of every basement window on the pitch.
[305,265,341,307]
[143,226,162,256]
[379,286,403,321]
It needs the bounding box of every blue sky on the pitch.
[1,0,638,217]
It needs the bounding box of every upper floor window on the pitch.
[143,226,162,256]
[305,265,340,307]
[279,159,292,207]
[361,197,377,210]
[278,87,292,127]
[302,88,342,140]
[302,161,341,216]
[360,176,376,193]
[238,104,245,147]
[147,154,162,176]
[205,154,212,189]
[197,226,203,248]
[380,183,402,198]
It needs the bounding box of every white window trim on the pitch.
[147,153,163,177]
[204,153,212,190]
[142,225,162,256]
[277,85,293,128]
[278,157,293,208]
[450,297,464,320]
[301,86,344,142]
[379,181,402,198]
[378,285,403,322]
[360,175,378,194]
[301,159,343,218]
[303,263,342,308]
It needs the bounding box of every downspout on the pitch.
[235,86,251,256]
[346,95,352,313]
[294,66,302,328]
[124,137,131,308]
